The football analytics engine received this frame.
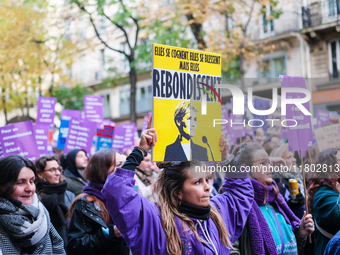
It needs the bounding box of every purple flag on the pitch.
[229,113,245,145]
[120,123,137,151]
[36,97,57,125]
[34,124,49,156]
[84,95,103,123]
[112,126,126,153]
[103,119,116,127]
[252,97,270,132]
[0,121,40,161]
[64,119,96,154]
[315,110,330,129]
[221,105,229,136]
[281,76,313,151]
[142,112,152,133]
[61,110,81,120]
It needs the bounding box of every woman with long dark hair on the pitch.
[103,128,254,255]
[307,148,340,255]
[0,155,65,254]
[67,149,129,255]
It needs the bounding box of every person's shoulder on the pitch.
[165,140,179,149]
[325,230,340,255]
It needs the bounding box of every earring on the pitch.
[43,178,46,182]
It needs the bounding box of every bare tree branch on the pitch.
[99,9,133,52]
[243,0,256,34]
[76,2,128,57]
[118,0,140,48]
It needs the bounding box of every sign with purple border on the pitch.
[281,76,313,151]
[120,123,137,151]
[61,110,81,120]
[84,95,103,123]
[36,97,57,125]
[0,121,40,161]
[64,119,96,154]
[34,124,49,156]
[315,109,331,129]
[112,126,126,153]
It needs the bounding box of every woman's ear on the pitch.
[174,190,183,200]
[37,172,43,180]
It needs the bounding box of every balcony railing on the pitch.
[302,0,340,28]
[250,11,300,41]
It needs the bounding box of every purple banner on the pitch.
[0,121,40,161]
[142,112,152,133]
[61,109,81,120]
[281,76,313,151]
[120,123,137,150]
[103,119,115,127]
[315,110,330,129]
[229,113,245,145]
[36,97,57,125]
[64,119,96,154]
[34,124,49,156]
[84,95,103,123]
[112,126,126,153]
[252,97,270,132]
[221,105,229,136]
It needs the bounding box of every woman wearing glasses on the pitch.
[231,143,314,255]
[35,155,76,249]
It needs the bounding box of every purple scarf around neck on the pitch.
[248,179,300,255]
[82,181,105,203]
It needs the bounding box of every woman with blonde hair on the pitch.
[103,129,254,255]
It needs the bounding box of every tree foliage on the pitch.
[0,0,88,123]
[52,84,92,111]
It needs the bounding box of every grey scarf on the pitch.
[0,194,49,250]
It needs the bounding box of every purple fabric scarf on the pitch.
[248,179,300,255]
[82,181,105,203]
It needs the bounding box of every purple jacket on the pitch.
[102,168,253,255]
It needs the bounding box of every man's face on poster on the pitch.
[178,110,197,139]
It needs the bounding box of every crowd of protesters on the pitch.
[2,122,340,255]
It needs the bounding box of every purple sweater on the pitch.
[102,168,253,255]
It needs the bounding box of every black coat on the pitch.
[164,137,209,161]
[67,196,129,255]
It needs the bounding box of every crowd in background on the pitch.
[1,125,340,255]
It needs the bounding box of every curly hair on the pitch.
[307,148,340,213]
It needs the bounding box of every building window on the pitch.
[328,40,340,78]
[263,4,274,34]
[102,94,111,118]
[259,55,286,78]
[328,0,340,17]
[101,49,105,67]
